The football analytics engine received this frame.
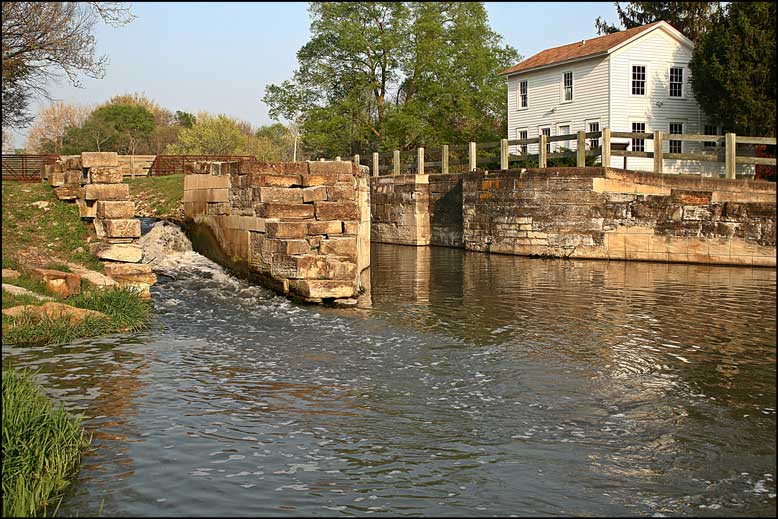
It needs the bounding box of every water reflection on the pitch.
[2,243,774,516]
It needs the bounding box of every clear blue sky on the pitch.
[8,2,619,147]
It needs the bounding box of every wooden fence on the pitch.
[352,129,775,179]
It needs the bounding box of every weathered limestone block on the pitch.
[89,167,123,184]
[320,237,357,260]
[302,173,339,187]
[3,302,106,324]
[183,188,229,203]
[206,202,231,215]
[307,221,342,235]
[258,187,303,204]
[302,186,328,203]
[54,186,83,201]
[265,221,307,239]
[103,263,157,285]
[308,160,353,176]
[30,268,81,298]
[256,204,314,219]
[242,161,308,176]
[314,202,359,221]
[288,279,355,299]
[85,183,130,201]
[81,152,118,168]
[93,243,143,263]
[63,170,83,185]
[2,269,21,280]
[248,173,303,188]
[49,167,66,187]
[64,157,82,170]
[184,174,231,190]
[101,219,141,238]
[77,199,97,218]
[327,185,356,201]
[343,221,359,235]
[278,239,311,255]
[96,201,135,219]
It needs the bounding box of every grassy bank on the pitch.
[2,368,90,517]
[126,173,184,221]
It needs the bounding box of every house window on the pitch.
[704,124,718,148]
[669,122,683,153]
[588,122,600,149]
[631,122,646,152]
[540,127,551,153]
[669,67,684,97]
[563,72,573,102]
[519,80,528,108]
[518,129,528,156]
[632,65,646,95]
[558,124,571,150]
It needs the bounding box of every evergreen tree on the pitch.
[595,2,721,42]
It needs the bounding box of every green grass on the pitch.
[1,181,103,272]
[2,286,151,347]
[2,368,90,517]
[126,174,184,219]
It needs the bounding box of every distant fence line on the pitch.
[343,129,776,180]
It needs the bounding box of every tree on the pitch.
[262,2,517,158]
[1,2,135,129]
[2,131,14,153]
[165,113,248,155]
[91,104,156,156]
[174,111,196,128]
[689,2,776,136]
[25,101,91,153]
[595,2,721,42]
[61,117,116,153]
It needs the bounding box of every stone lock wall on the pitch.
[183,160,370,304]
[370,174,431,246]
[429,174,464,248]
[462,167,776,267]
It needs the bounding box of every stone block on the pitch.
[266,221,307,239]
[288,279,355,299]
[307,221,342,235]
[89,167,123,184]
[327,185,356,201]
[49,169,66,187]
[308,160,354,176]
[94,243,143,263]
[242,161,308,176]
[314,202,359,220]
[65,156,82,170]
[258,187,303,204]
[184,174,231,190]
[320,237,357,260]
[206,202,231,215]
[303,186,328,203]
[30,268,81,298]
[54,186,83,201]
[248,173,303,188]
[76,199,97,218]
[279,240,312,256]
[103,263,156,285]
[256,203,314,219]
[183,188,229,203]
[302,173,339,187]
[81,152,118,168]
[85,183,130,201]
[101,218,141,238]
[96,201,135,219]
[343,221,359,235]
[63,170,83,185]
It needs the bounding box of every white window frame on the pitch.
[556,122,572,151]
[668,65,686,99]
[629,63,648,97]
[518,80,528,110]
[517,128,529,156]
[703,124,719,149]
[539,126,551,154]
[668,121,684,154]
[560,71,573,103]
[586,120,601,149]
[630,120,648,152]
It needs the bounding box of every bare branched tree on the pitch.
[1,2,135,129]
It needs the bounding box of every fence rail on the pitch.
[149,155,258,176]
[1,154,60,181]
[355,129,775,180]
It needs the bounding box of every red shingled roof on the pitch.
[499,22,663,76]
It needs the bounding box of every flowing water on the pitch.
[3,243,776,516]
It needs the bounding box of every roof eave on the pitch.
[499,52,609,77]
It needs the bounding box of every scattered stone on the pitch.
[76,199,96,218]
[93,243,143,263]
[81,152,118,168]
[103,263,157,285]
[2,284,54,301]
[54,186,83,201]
[101,219,141,238]
[3,302,108,325]
[2,269,20,280]
[29,268,81,298]
[31,201,50,211]
[65,263,117,288]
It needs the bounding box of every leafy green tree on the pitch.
[689,2,776,136]
[60,118,116,154]
[165,113,248,155]
[90,103,156,155]
[595,2,721,42]
[262,2,518,158]
[174,111,196,128]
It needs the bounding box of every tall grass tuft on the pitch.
[2,368,90,517]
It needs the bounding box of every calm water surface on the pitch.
[3,243,776,516]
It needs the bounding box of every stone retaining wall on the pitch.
[183,160,370,304]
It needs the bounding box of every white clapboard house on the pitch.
[499,21,741,175]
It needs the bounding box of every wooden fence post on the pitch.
[336,156,341,161]
[539,134,547,168]
[417,147,424,175]
[500,138,509,170]
[469,141,477,171]
[725,132,736,179]
[653,131,663,174]
[576,131,586,167]
[442,145,449,175]
[353,154,360,167]
[601,128,611,168]
[393,150,400,176]
[372,152,379,177]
